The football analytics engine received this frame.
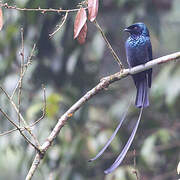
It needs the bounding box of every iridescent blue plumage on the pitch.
[125,22,153,108]
[89,23,153,174]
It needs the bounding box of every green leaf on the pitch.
[46,93,61,118]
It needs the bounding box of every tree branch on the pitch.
[0,3,85,13]
[25,51,180,180]
[93,20,124,69]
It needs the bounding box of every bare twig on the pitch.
[17,28,25,125]
[0,128,17,136]
[31,85,47,127]
[0,43,40,147]
[0,85,46,137]
[0,107,39,151]
[26,52,180,180]
[49,11,69,38]
[0,3,85,13]
[94,20,124,69]
[132,149,139,180]
[0,86,27,126]
[20,28,25,69]
[11,44,36,99]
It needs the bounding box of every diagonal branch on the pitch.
[94,20,123,69]
[25,52,180,180]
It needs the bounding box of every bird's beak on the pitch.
[124,28,131,33]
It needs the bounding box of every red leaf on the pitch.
[77,23,87,44]
[88,0,99,22]
[74,8,87,39]
[0,8,3,31]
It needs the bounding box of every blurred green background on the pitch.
[0,0,180,179]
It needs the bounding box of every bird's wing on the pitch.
[146,38,153,88]
[147,38,153,60]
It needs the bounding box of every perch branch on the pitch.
[25,51,180,180]
[0,3,85,13]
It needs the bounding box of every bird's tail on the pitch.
[135,78,149,108]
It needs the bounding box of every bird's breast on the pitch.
[127,36,147,48]
[125,36,149,67]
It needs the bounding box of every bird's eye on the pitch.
[134,26,138,30]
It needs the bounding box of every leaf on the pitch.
[46,93,61,118]
[0,8,3,31]
[74,8,87,39]
[77,23,87,44]
[88,0,99,22]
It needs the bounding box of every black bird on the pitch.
[88,22,153,174]
[124,22,153,108]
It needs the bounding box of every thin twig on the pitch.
[0,85,46,137]
[0,107,39,151]
[31,85,47,127]
[0,84,41,147]
[17,28,25,125]
[0,86,27,125]
[0,3,84,13]
[49,11,69,38]
[11,44,36,99]
[93,20,124,69]
[132,149,139,180]
[26,52,180,180]
[6,42,40,146]
[0,128,17,136]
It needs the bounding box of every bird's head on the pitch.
[124,22,149,37]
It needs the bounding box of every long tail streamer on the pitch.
[104,86,146,174]
[88,102,131,162]
[104,106,143,174]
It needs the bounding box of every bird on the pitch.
[88,23,153,174]
[124,22,153,108]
